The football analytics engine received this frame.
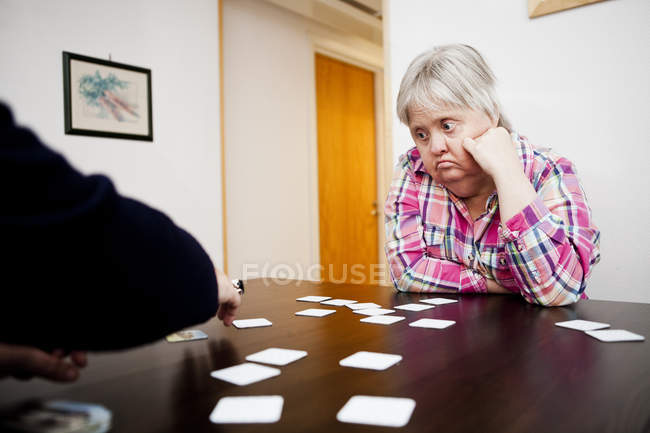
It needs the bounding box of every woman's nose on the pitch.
[429,131,448,154]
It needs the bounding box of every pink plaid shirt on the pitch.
[384,133,600,306]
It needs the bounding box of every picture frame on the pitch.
[528,0,607,18]
[63,51,153,141]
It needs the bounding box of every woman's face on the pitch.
[407,106,497,187]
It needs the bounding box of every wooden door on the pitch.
[315,53,378,284]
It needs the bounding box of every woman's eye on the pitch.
[415,131,427,139]
[442,122,455,131]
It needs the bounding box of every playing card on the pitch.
[420,298,458,305]
[347,302,381,310]
[210,363,281,386]
[165,330,208,342]
[209,396,283,424]
[337,395,416,427]
[394,303,435,312]
[245,348,307,366]
[585,329,645,342]
[321,299,357,306]
[296,295,331,302]
[360,315,405,325]
[339,351,402,371]
[353,308,395,316]
[233,318,273,329]
[409,318,455,329]
[295,308,336,317]
[555,320,610,331]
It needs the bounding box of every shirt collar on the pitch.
[406,147,426,174]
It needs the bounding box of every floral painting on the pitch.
[78,71,140,122]
[63,52,152,141]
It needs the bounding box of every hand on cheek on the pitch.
[461,127,522,181]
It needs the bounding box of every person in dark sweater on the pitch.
[0,103,240,381]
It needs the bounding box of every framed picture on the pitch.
[63,51,153,141]
[528,0,607,18]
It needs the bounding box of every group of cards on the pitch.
[209,347,306,423]
[210,348,412,426]
[191,294,460,426]
[210,349,402,386]
[210,395,415,427]
[294,295,458,329]
[555,319,645,342]
[223,295,459,331]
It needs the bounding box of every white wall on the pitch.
[0,0,224,266]
[223,0,383,280]
[386,0,650,303]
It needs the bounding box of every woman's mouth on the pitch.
[437,160,455,169]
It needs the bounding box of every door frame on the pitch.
[308,32,392,284]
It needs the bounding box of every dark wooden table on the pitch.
[1,279,649,433]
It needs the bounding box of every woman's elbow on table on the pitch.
[521,278,583,307]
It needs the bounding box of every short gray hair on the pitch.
[396,44,511,130]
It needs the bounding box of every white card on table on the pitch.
[585,329,645,342]
[321,298,357,306]
[246,348,307,366]
[337,395,416,427]
[394,303,435,312]
[339,351,402,371]
[210,363,280,386]
[555,320,610,331]
[420,298,458,305]
[353,308,395,316]
[347,302,381,310]
[296,295,332,302]
[295,308,336,317]
[233,318,273,329]
[409,318,455,329]
[209,396,283,424]
[360,315,406,325]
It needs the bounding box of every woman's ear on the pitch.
[491,114,499,129]
[496,115,510,132]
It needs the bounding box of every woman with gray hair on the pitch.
[385,44,600,306]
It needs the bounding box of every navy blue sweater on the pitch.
[0,103,219,350]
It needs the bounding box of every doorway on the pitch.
[315,53,379,284]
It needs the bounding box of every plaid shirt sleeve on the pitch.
[384,159,488,294]
[499,156,601,306]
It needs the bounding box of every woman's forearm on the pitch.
[493,170,537,223]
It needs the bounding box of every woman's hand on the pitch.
[461,127,522,182]
[462,127,537,222]
[485,278,513,294]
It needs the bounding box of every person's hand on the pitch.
[462,127,537,222]
[485,278,513,294]
[0,343,87,382]
[461,127,522,182]
[215,268,241,326]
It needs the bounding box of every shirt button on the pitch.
[468,254,474,262]
[499,258,507,266]
[517,243,524,252]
